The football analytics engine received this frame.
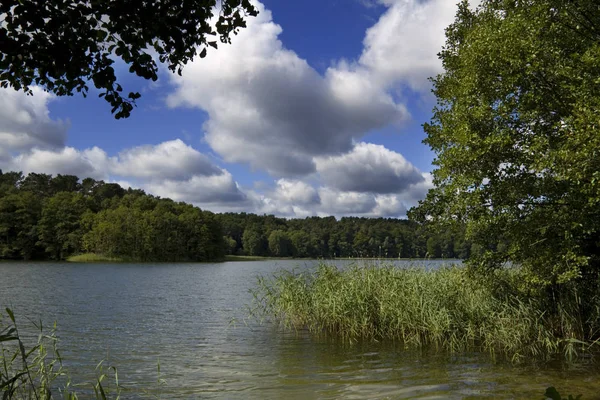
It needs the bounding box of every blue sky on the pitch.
[0,0,470,218]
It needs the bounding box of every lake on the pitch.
[1,260,599,399]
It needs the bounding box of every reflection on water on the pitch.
[1,260,599,399]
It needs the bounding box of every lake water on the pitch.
[1,260,599,399]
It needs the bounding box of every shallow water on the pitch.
[1,260,599,399]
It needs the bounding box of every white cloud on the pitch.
[372,194,407,217]
[0,87,69,152]
[318,188,378,215]
[397,172,434,206]
[316,189,407,218]
[167,2,408,177]
[356,0,459,92]
[0,0,449,219]
[315,142,424,194]
[272,179,320,206]
[140,171,247,206]
[111,139,221,181]
[10,147,108,180]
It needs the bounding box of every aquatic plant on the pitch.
[0,308,123,399]
[251,263,599,361]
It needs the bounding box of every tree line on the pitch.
[0,170,222,261]
[0,170,469,262]
[217,212,470,259]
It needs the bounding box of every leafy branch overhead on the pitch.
[0,0,258,118]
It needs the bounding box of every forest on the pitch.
[0,170,468,262]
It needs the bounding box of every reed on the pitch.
[251,263,599,361]
[1,308,127,399]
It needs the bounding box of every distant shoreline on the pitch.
[59,254,462,263]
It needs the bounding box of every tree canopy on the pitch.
[0,170,466,262]
[410,0,600,286]
[0,0,258,118]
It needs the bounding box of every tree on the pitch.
[288,230,313,258]
[50,174,80,194]
[410,0,600,286]
[0,0,258,118]
[0,171,23,196]
[242,226,266,256]
[20,173,52,196]
[223,236,238,255]
[426,237,442,259]
[0,191,42,259]
[38,192,88,259]
[268,230,292,257]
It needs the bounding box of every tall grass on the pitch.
[0,308,124,399]
[1,308,137,399]
[251,263,599,361]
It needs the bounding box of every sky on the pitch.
[0,0,472,218]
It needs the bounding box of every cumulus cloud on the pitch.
[164,0,481,182]
[9,147,109,180]
[318,188,378,215]
[167,2,408,177]
[142,171,248,206]
[315,142,424,194]
[396,172,434,205]
[0,0,448,218]
[111,139,221,181]
[245,178,416,218]
[315,188,410,218]
[272,179,320,206]
[0,87,69,152]
[355,0,460,92]
[372,194,408,217]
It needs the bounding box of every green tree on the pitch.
[20,173,52,197]
[49,174,80,194]
[223,236,238,255]
[426,237,442,259]
[0,192,42,259]
[268,230,292,257]
[38,192,89,259]
[242,226,266,256]
[0,171,23,196]
[411,0,600,286]
[289,230,312,258]
[1,0,258,118]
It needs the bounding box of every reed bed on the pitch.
[251,263,598,361]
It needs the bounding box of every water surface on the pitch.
[1,260,599,399]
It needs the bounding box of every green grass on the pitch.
[251,263,600,361]
[66,253,127,262]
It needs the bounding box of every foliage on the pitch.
[0,169,470,262]
[251,263,600,361]
[217,212,466,259]
[242,225,267,257]
[410,0,600,288]
[0,170,224,262]
[0,0,258,118]
[268,230,292,257]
